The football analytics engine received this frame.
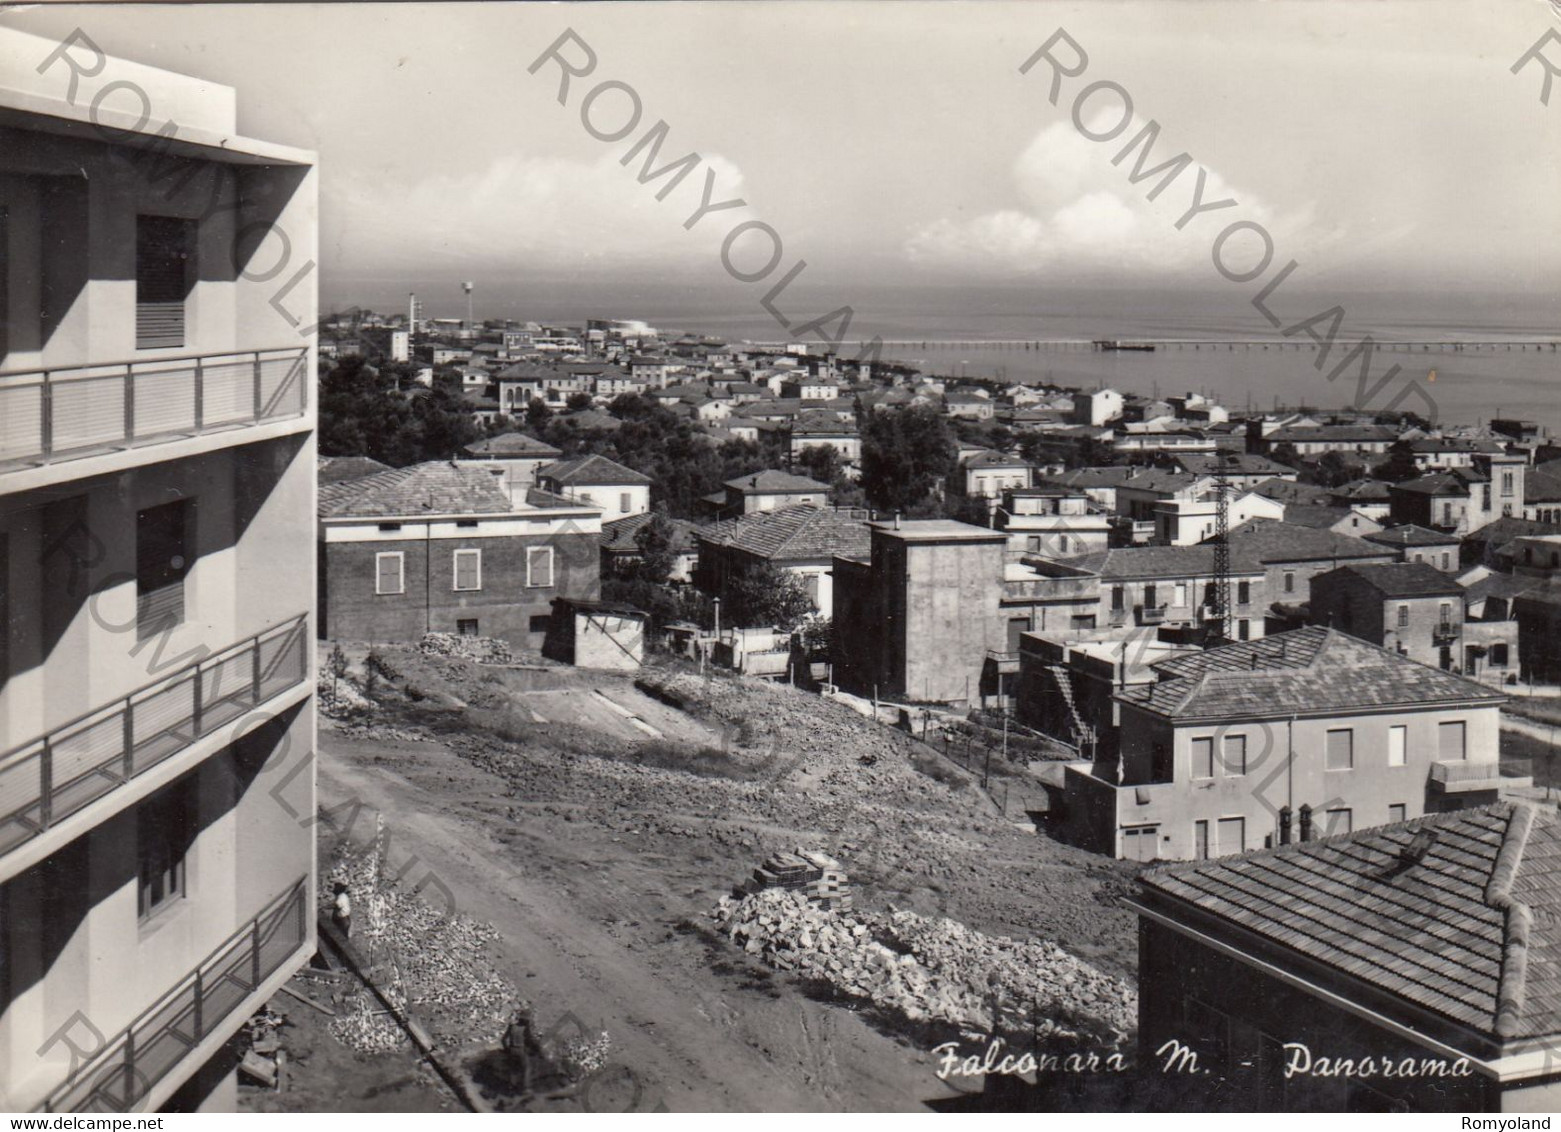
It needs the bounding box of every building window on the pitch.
[1502,471,1514,497]
[138,778,195,921]
[1491,643,1510,667]
[375,551,405,595]
[1144,584,1157,609]
[1191,736,1214,779]
[529,614,551,634]
[1388,724,1406,767]
[1237,580,1250,605]
[453,549,482,591]
[1238,619,1250,640]
[1222,734,1247,776]
[378,522,402,532]
[1397,604,1409,628]
[457,618,479,636]
[1174,582,1187,607]
[1111,585,1125,611]
[137,499,191,640]
[136,215,195,349]
[1283,572,1295,594]
[526,545,555,588]
[1028,535,1043,552]
[1193,820,1210,861]
[619,492,632,513]
[1388,803,1407,824]
[1324,807,1353,836]
[456,519,479,529]
[1438,720,1466,760]
[1326,727,1354,771]
[1217,816,1245,857]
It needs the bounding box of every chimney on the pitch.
[894,512,901,530]
[1298,804,1313,842]
[1279,805,1292,846]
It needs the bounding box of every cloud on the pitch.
[904,120,1341,279]
[322,148,754,273]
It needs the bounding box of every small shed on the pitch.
[543,598,648,671]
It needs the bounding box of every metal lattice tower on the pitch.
[1210,455,1234,645]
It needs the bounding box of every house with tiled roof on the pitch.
[1274,501,1383,538]
[1409,435,1508,470]
[1248,422,1400,456]
[717,470,831,517]
[1362,523,1462,572]
[1171,452,1299,486]
[1129,801,1561,1111]
[317,455,392,485]
[1224,519,1397,612]
[956,449,1035,502]
[318,462,603,648]
[1309,562,1465,670]
[1389,451,1528,535]
[694,504,871,620]
[599,511,701,583]
[787,414,861,463]
[538,453,652,520]
[1069,544,1269,639]
[456,432,563,504]
[1059,627,1518,863]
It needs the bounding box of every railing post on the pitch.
[39,737,52,830]
[193,969,204,1041]
[123,697,135,782]
[252,916,262,988]
[252,636,263,705]
[253,352,264,420]
[124,363,135,443]
[123,1030,136,1109]
[40,370,52,458]
[192,668,204,736]
[194,357,204,432]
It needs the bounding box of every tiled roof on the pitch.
[724,470,830,494]
[1332,477,1394,502]
[1467,516,1561,548]
[1394,469,1486,496]
[600,511,700,554]
[1117,626,1504,719]
[1140,802,1561,1042]
[317,455,392,484]
[1176,453,1297,477]
[1317,561,1463,598]
[1267,424,1398,442]
[1525,466,1561,504]
[319,461,516,518]
[1410,437,1506,454]
[541,453,651,486]
[1363,524,1460,548]
[1247,477,1335,506]
[1225,519,1395,566]
[1277,503,1360,530]
[462,432,561,458]
[1070,545,1260,581]
[700,505,871,561]
[965,449,1030,469]
[1038,467,1145,490]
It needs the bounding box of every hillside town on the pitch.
[0,11,1558,1123]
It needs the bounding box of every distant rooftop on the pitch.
[870,519,1009,543]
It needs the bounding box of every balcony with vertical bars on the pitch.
[0,614,309,863]
[0,347,309,477]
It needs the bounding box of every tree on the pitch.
[317,355,479,466]
[1372,439,1421,483]
[565,391,594,411]
[860,405,957,514]
[631,512,679,585]
[1271,442,1301,469]
[724,562,815,630]
[1313,450,1355,488]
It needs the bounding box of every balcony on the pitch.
[1429,760,1532,794]
[1433,621,1459,644]
[0,614,308,859]
[43,877,308,1113]
[985,648,1021,675]
[0,347,308,475]
[1137,605,1168,625]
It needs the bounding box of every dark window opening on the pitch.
[378,522,403,532]
[139,777,196,921]
[457,618,479,637]
[137,499,191,640]
[136,215,195,349]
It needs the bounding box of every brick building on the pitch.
[1309,562,1465,669]
[318,462,602,648]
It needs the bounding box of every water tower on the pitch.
[462,281,475,332]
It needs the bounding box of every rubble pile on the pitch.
[710,888,1135,1047]
[736,849,853,912]
[326,822,517,1053]
[237,1006,291,1089]
[420,632,514,664]
[317,673,372,717]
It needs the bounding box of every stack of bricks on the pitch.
[736,849,853,912]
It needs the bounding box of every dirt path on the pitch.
[313,727,953,1112]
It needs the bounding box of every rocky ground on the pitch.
[244,643,1145,1112]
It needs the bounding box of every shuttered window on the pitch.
[1216,817,1245,856]
[136,499,190,639]
[375,552,404,595]
[136,215,194,349]
[1324,808,1352,836]
[453,549,482,591]
[138,777,195,921]
[526,546,554,588]
[1326,727,1354,771]
[1190,737,1214,779]
[1438,720,1466,761]
[1222,734,1246,776]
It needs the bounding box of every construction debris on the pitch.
[735,849,853,912]
[420,632,514,664]
[237,1007,291,1089]
[710,888,1135,1050]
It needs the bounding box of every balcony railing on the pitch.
[1138,605,1167,625]
[1430,759,1532,792]
[1433,621,1459,643]
[0,347,309,472]
[43,877,308,1113]
[0,614,309,858]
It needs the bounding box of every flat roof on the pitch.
[871,519,1007,543]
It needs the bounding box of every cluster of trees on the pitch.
[318,356,482,465]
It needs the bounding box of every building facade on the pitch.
[0,31,317,1112]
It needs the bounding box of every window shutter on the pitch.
[376,554,402,594]
[454,550,480,591]
[1191,737,1213,778]
[136,216,193,349]
[529,547,553,588]
[1438,720,1466,760]
[1326,728,1353,770]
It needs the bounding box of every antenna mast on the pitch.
[1210,454,1234,646]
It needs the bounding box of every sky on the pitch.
[5,1,1559,319]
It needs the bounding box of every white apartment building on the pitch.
[0,30,317,1112]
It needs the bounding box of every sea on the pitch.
[325,276,1561,432]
